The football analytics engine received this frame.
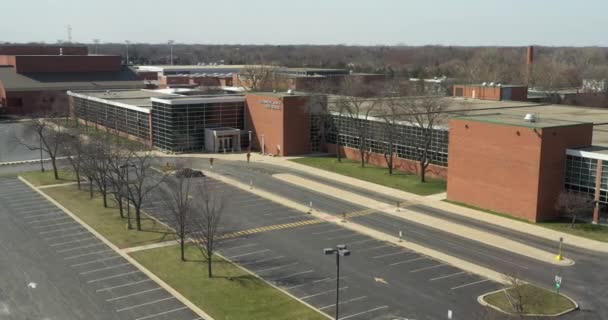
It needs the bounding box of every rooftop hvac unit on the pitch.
[524,113,536,122]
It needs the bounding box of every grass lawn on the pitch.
[130,244,326,320]
[290,156,446,196]
[484,284,575,315]
[40,184,174,248]
[444,200,608,243]
[20,170,78,186]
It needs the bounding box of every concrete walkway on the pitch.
[159,152,608,253]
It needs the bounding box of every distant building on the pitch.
[409,76,455,95]
[0,45,144,115]
[452,83,528,102]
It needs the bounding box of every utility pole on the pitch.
[168,40,175,65]
[125,40,130,65]
[93,39,100,54]
[67,24,72,43]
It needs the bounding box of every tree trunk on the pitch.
[420,161,427,183]
[208,253,213,278]
[135,206,142,230]
[75,168,81,190]
[180,234,185,261]
[360,145,365,168]
[570,213,577,228]
[89,178,93,198]
[51,157,59,180]
[117,196,124,218]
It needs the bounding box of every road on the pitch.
[160,157,605,320]
[0,121,44,163]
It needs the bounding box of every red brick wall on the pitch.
[327,144,447,179]
[447,118,593,222]
[137,71,158,81]
[537,125,593,220]
[246,94,285,156]
[0,56,16,67]
[282,95,312,156]
[0,46,88,55]
[159,76,190,87]
[453,85,501,101]
[4,90,69,115]
[14,55,121,73]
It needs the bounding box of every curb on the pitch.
[477,286,579,317]
[18,176,216,320]
[0,157,68,166]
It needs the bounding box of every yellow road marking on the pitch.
[343,201,416,219]
[219,219,323,240]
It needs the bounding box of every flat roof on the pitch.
[453,113,591,129]
[454,83,527,88]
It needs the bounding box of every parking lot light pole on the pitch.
[324,244,350,320]
[120,163,136,229]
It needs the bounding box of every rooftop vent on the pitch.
[524,113,536,122]
[287,89,294,95]
[489,82,495,87]
[482,82,487,87]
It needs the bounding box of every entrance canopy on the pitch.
[205,127,241,153]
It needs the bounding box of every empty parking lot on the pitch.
[142,177,503,319]
[0,176,202,320]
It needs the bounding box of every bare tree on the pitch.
[80,137,112,207]
[334,78,384,167]
[403,95,451,183]
[160,161,196,261]
[555,190,595,228]
[189,178,225,278]
[60,128,85,189]
[238,63,281,91]
[125,149,163,230]
[15,117,65,179]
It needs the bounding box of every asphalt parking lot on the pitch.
[143,177,504,320]
[0,177,202,320]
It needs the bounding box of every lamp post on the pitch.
[323,244,350,320]
[120,163,136,229]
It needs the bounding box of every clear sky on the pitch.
[2,0,606,46]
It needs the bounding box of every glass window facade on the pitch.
[72,96,150,141]
[312,113,449,167]
[151,101,245,152]
[565,155,597,199]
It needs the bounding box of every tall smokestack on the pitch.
[527,45,534,87]
[527,46,534,65]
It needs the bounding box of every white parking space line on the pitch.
[21,208,60,215]
[450,279,490,290]
[80,262,132,275]
[312,228,346,235]
[348,238,376,245]
[106,287,163,301]
[71,256,122,267]
[10,204,49,210]
[24,211,62,219]
[429,271,466,281]
[57,242,104,253]
[50,237,96,247]
[134,306,188,320]
[319,296,367,310]
[96,279,152,292]
[286,277,346,290]
[338,306,388,320]
[64,249,114,260]
[358,244,391,252]
[87,270,140,283]
[44,231,89,240]
[223,243,257,251]
[227,249,270,259]
[32,221,76,229]
[28,216,70,224]
[6,199,46,206]
[240,256,284,266]
[372,251,408,259]
[256,262,298,273]
[39,225,82,234]
[389,257,427,266]
[410,264,447,273]
[116,296,175,312]
[326,233,363,241]
[273,270,314,281]
[301,286,348,300]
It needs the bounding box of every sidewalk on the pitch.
[161,152,608,253]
